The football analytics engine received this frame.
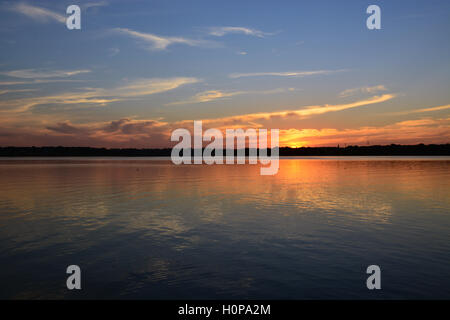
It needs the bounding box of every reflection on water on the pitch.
[0,157,449,299]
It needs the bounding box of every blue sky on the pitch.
[0,0,449,147]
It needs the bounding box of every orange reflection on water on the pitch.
[0,158,449,234]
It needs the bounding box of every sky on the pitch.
[0,0,449,148]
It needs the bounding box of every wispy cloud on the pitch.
[0,77,200,113]
[0,79,87,86]
[245,94,392,121]
[0,89,36,95]
[208,26,272,38]
[339,85,387,98]
[114,28,217,51]
[111,77,200,97]
[10,3,65,23]
[168,90,246,105]
[386,104,450,117]
[395,104,450,115]
[1,69,91,79]
[108,47,120,57]
[84,1,109,9]
[229,69,345,79]
[170,94,396,130]
[167,87,297,106]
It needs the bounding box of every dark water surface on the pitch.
[0,157,449,299]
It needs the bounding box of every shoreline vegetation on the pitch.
[0,144,449,157]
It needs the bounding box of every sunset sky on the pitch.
[0,0,449,148]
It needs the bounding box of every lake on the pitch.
[0,157,449,299]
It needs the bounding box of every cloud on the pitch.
[170,94,396,130]
[0,77,200,113]
[339,85,387,98]
[0,81,30,86]
[4,94,448,148]
[278,117,450,147]
[0,94,120,113]
[392,104,450,115]
[1,69,91,79]
[46,121,89,134]
[10,3,66,23]
[84,1,109,9]
[0,89,36,95]
[45,118,169,137]
[167,87,297,106]
[208,26,272,37]
[3,114,446,149]
[108,47,120,57]
[41,118,172,148]
[111,77,200,97]
[114,28,217,51]
[0,79,86,86]
[167,90,245,105]
[229,69,345,79]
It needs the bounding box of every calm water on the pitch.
[0,157,449,299]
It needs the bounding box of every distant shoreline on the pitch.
[0,144,449,157]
